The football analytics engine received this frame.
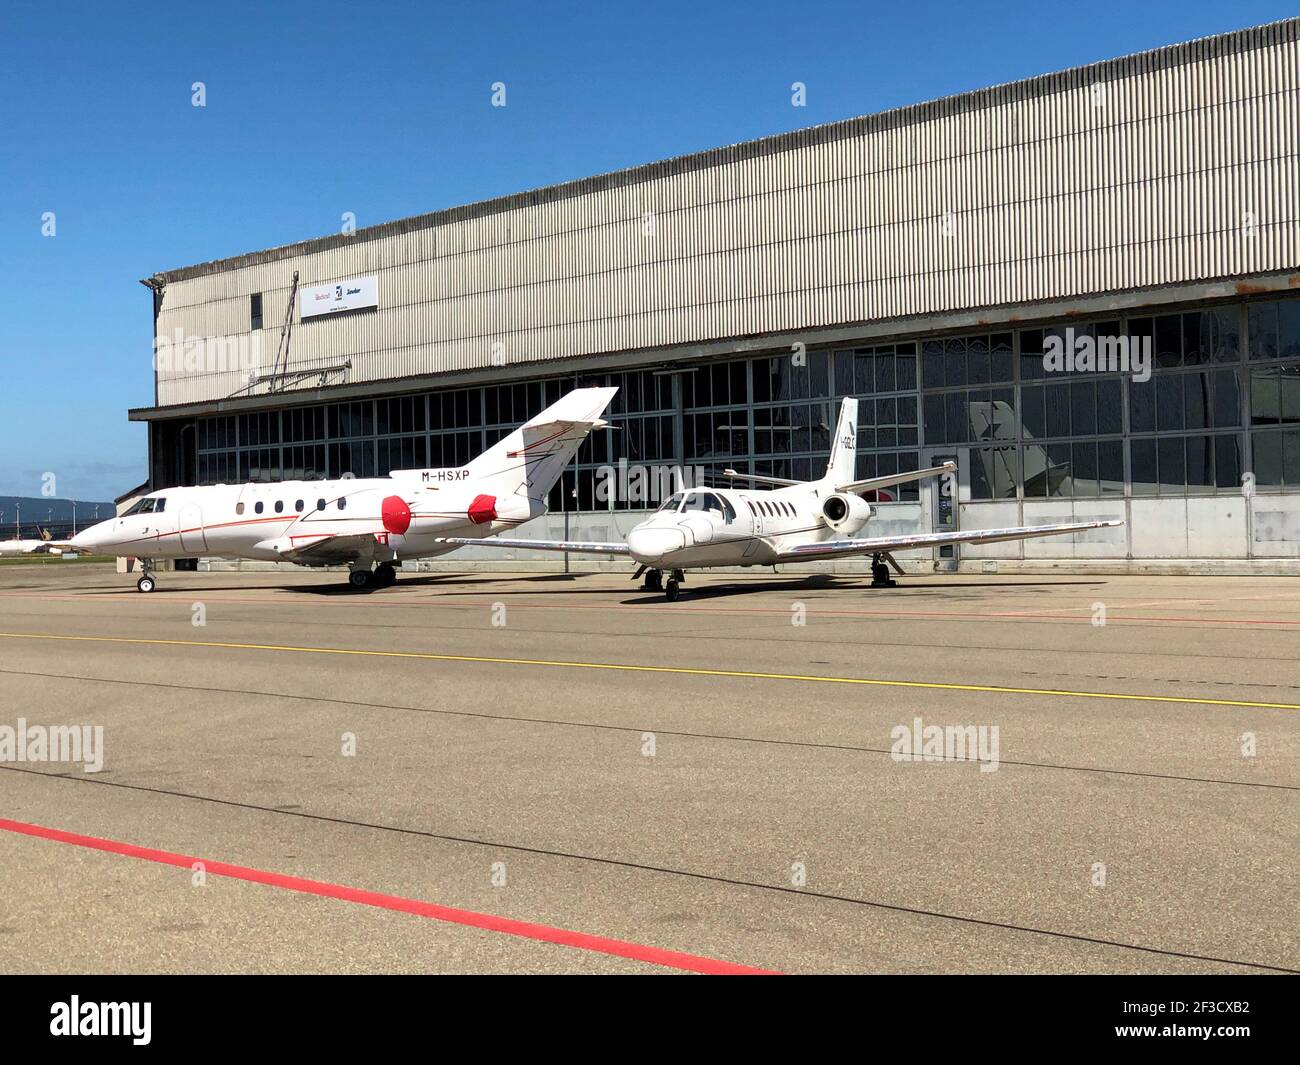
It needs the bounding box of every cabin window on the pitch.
[720,497,737,523]
[255,501,264,514]
[657,493,683,513]
[746,500,756,515]
[317,498,326,511]
[153,498,166,512]
[236,502,245,515]
[274,500,284,514]
[337,498,347,511]
[295,499,304,512]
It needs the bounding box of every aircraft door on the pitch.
[743,497,763,557]
[178,502,208,554]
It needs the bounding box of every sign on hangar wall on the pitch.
[300,276,379,319]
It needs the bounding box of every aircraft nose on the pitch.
[626,526,686,563]
[70,520,114,552]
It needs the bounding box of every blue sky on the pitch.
[1,0,1293,500]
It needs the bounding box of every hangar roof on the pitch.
[145,18,1298,287]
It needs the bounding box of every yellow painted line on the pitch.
[0,631,1296,710]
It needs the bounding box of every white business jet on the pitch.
[439,396,1122,601]
[0,529,64,557]
[70,386,618,592]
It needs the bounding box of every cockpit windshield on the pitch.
[683,492,725,516]
[123,497,166,516]
[657,493,684,512]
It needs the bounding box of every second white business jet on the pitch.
[0,529,63,557]
[71,386,617,592]
[439,396,1122,601]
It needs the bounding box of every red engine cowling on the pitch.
[467,494,498,525]
[381,496,412,535]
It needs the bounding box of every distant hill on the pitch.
[0,496,116,537]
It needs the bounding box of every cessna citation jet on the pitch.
[440,396,1122,601]
[69,386,618,592]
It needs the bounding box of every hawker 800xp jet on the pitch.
[70,387,617,592]
[440,396,1122,601]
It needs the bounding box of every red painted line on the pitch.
[2,587,1298,628]
[0,817,777,975]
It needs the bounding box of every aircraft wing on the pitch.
[722,468,803,487]
[835,461,956,495]
[777,520,1123,562]
[436,536,632,556]
[257,533,383,567]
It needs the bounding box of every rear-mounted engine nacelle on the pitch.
[821,493,872,534]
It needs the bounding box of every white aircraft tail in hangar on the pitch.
[70,386,618,591]
[439,395,1122,601]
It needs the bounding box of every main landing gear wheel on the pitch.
[870,555,898,588]
[375,563,397,586]
[348,569,373,590]
[135,575,156,594]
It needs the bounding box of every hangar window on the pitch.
[274,500,284,514]
[250,293,263,330]
[254,502,264,514]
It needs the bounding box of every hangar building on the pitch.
[131,18,1300,573]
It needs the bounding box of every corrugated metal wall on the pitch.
[153,20,1300,408]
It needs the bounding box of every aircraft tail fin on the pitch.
[459,386,618,501]
[823,397,859,484]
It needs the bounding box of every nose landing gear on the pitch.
[640,567,685,599]
[664,569,686,602]
[135,559,157,593]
